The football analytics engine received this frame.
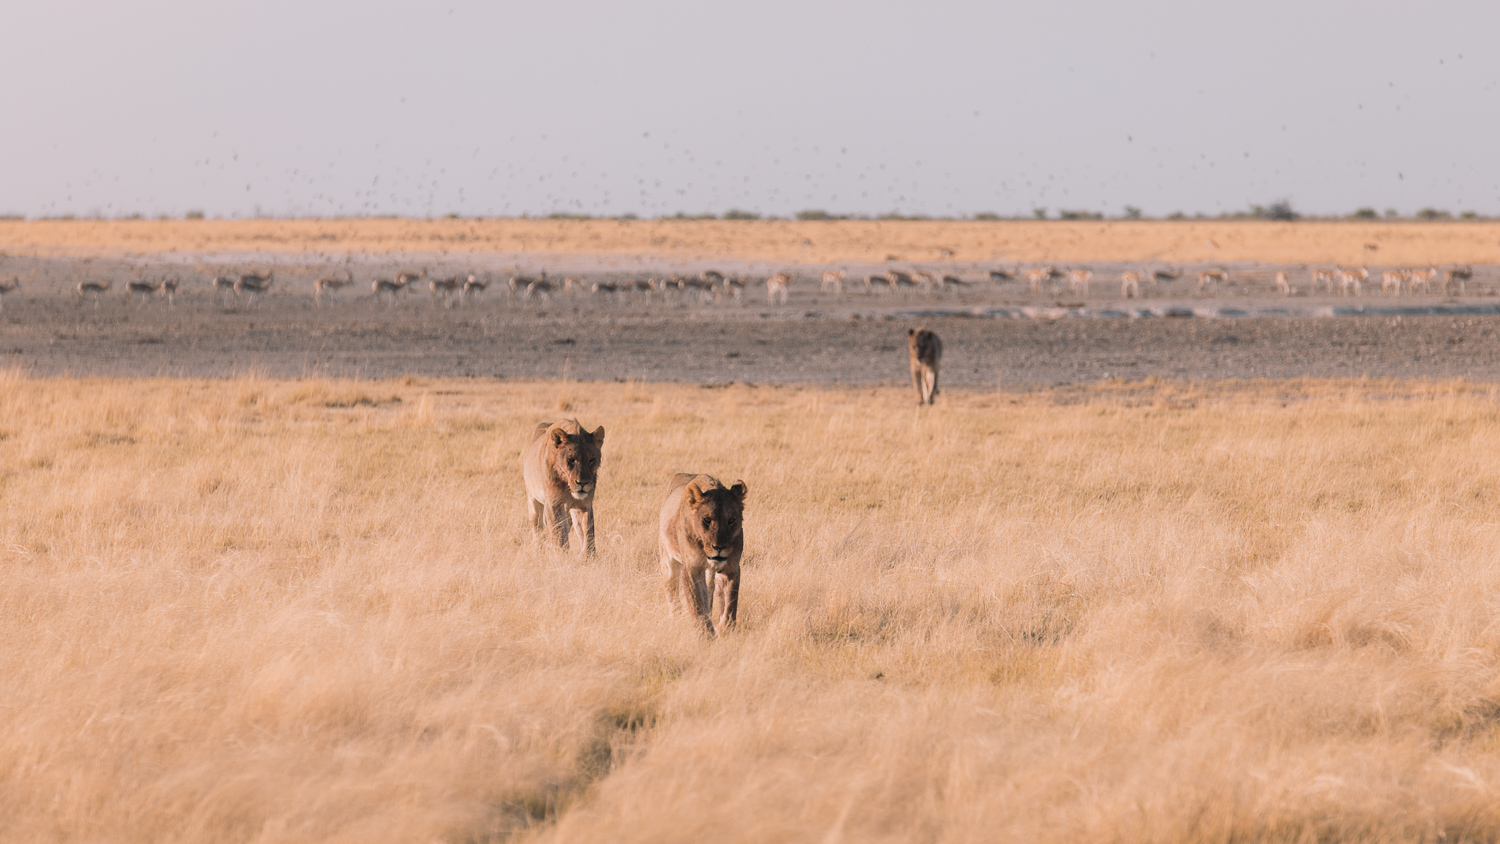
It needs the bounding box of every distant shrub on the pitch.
[1461,211,1480,220]
[722,209,759,220]
[1122,206,1143,220]
[184,210,205,220]
[1167,211,1187,220]
[972,212,1001,221]
[1384,208,1400,218]
[618,213,639,220]
[1349,208,1379,220]
[796,209,838,221]
[547,212,592,220]
[1249,200,1298,221]
[0,213,24,221]
[876,211,929,221]
[1058,209,1103,220]
[1416,208,1452,220]
[1032,208,1048,220]
[668,212,716,220]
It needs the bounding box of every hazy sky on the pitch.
[3,1,1497,219]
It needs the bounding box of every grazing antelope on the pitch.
[1274,271,1291,296]
[1120,270,1143,299]
[719,276,745,300]
[0,276,17,312]
[1381,269,1408,296]
[865,273,891,292]
[78,278,111,307]
[461,274,489,301]
[372,275,412,303]
[525,277,557,300]
[940,274,966,289]
[1338,267,1368,296]
[989,268,1016,282]
[1363,242,1380,254]
[1152,268,1182,282]
[158,277,178,307]
[887,269,916,290]
[1310,268,1337,295]
[702,269,725,288]
[1025,266,1059,293]
[820,269,845,295]
[212,275,238,303]
[912,270,939,292]
[1196,268,1228,295]
[126,277,161,304]
[235,271,274,299]
[429,275,462,306]
[1443,266,1473,295]
[766,271,792,305]
[395,269,426,287]
[1067,268,1093,296]
[313,271,354,305]
[1406,267,1437,295]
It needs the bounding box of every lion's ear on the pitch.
[591,425,605,446]
[729,481,748,501]
[550,427,569,447]
[686,483,704,505]
[907,328,916,337]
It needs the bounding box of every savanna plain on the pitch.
[8,373,1500,842]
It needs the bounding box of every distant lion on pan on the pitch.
[908,327,942,405]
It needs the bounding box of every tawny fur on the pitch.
[522,419,605,557]
[658,473,747,635]
[908,327,942,406]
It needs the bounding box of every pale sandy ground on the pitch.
[5,218,1500,265]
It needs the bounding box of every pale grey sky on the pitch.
[3,1,1497,219]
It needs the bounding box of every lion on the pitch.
[658,473,747,635]
[907,327,942,405]
[522,419,605,557]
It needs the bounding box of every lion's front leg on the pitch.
[548,501,571,549]
[911,365,925,405]
[711,569,739,635]
[661,550,684,612]
[686,567,714,633]
[528,496,546,542]
[568,505,596,557]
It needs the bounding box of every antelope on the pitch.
[1196,268,1228,295]
[78,278,111,307]
[888,269,916,290]
[940,274,966,289]
[989,268,1016,282]
[1381,269,1408,296]
[1025,266,1059,293]
[0,276,17,312]
[158,277,178,307]
[1338,267,1368,296]
[126,277,161,304]
[1310,268,1338,295]
[701,270,726,291]
[1120,270,1143,299]
[1152,268,1182,282]
[212,275,238,303]
[820,269,845,295]
[395,269,426,287]
[313,271,354,305]
[235,271,274,299]
[1363,242,1380,254]
[912,270,939,292]
[1067,268,1093,296]
[372,275,412,303]
[766,271,792,305]
[865,273,891,292]
[429,275,462,306]
[1273,271,1291,296]
[461,274,489,301]
[1407,267,1437,295]
[525,277,556,299]
[719,276,745,300]
[1443,266,1473,295]
[510,271,547,298]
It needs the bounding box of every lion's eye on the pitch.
[702,517,712,529]
[566,458,576,468]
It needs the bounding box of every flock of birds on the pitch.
[0,263,1480,313]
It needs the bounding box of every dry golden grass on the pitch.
[4,219,1500,265]
[6,374,1500,842]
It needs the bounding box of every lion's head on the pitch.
[547,421,605,498]
[684,478,747,567]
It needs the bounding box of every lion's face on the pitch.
[686,481,747,568]
[550,425,605,498]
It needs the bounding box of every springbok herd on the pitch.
[0,263,1482,313]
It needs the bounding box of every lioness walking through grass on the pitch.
[659,473,746,635]
[523,418,605,557]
